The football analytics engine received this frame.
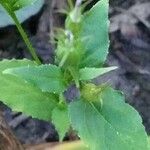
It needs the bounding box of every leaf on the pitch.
[0,0,44,27]
[0,59,58,121]
[79,0,109,67]
[3,64,66,94]
[52,104,70,141]
[79,66,117,80]
[14,0,40,9]
[69,87,149,150]
[148,137,150,150]
[0,0,40,10]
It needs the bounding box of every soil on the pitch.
[0,0,150,144]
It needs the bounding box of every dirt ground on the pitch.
[0,0,150,144]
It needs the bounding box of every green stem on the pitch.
[2,3,41,64]
[67,0,74,10]
[59,51,70,67]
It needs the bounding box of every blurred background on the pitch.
[0,0,150,145]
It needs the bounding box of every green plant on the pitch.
[0,0,149,149]
[0,0,41,64]
[0,0,44,28]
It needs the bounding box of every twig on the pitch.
[0,111,24,150]
[9,114,28,128]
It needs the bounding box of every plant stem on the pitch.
[67,0,74,10]
[59,51,70,67]
[2,4,41,64]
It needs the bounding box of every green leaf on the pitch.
[0,59,36,69]
[14,0,40,9]
[52,104,70,141]
[79,0,109,67]
[79,66,117,80]
[69,87,149,150]
[0,59,58,121]
[0,0,40,10]
[148,137,150,149]
[0,0,44,27]
[3,64,66,94]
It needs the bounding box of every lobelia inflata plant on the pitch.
[0,0,149,149]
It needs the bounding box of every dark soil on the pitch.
[0,0,150,144]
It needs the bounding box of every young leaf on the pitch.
[3,64,66,94]
[69,87,149,150]
[79,66,117,80]
[52,104,70,141]
[79,0,109,67]
[0,59,58,121]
